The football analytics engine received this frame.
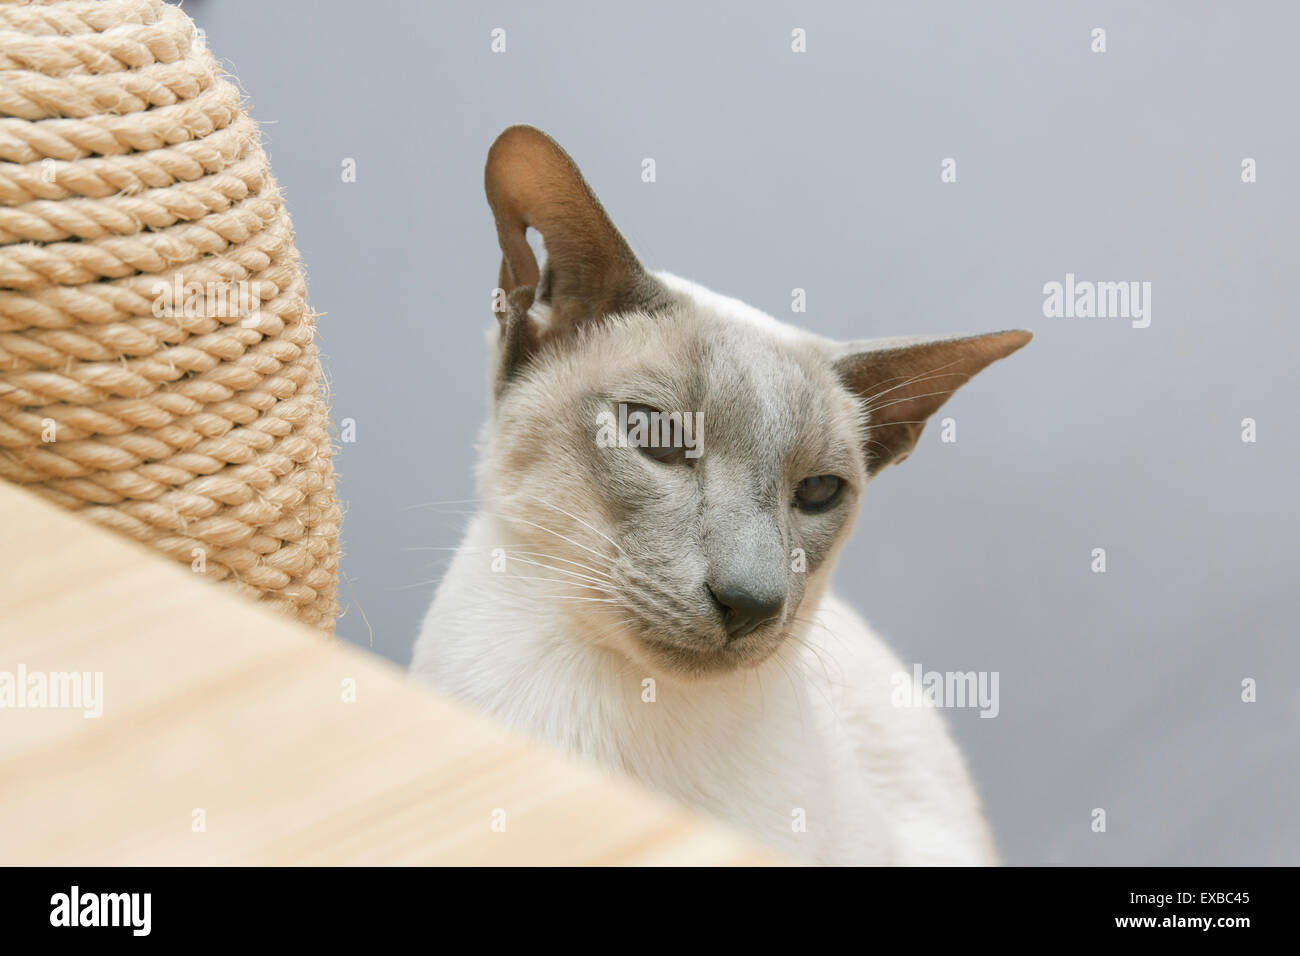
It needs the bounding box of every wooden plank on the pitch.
[0,482,772,865]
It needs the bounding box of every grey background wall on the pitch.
[183,0,1298,865]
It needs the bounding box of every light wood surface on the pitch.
[0,482,772,865]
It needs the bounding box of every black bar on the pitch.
[0,866,1276,942]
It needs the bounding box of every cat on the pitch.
[411,125,1030,865]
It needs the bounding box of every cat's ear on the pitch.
[484,126,665,364]
[834,330,1032,474]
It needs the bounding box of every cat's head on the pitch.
[476,125,1030,680]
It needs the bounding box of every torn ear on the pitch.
[834,330,1032,474]
[485,125,664,350]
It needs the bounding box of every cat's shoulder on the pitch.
[807,591,998,864]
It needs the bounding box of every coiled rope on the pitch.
[0,0,340,630]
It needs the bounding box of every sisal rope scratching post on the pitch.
[0,0,340,630]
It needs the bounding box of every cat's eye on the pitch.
[624,403,691,466]
[793,475,843,512]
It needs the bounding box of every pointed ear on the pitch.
[834,330,1032,474]
[484,126,667,362]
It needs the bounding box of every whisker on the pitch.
[514,491,626,556]
[524,594,617,604]
[504,554,613,588]
[503,550,613,580]
[430,508,617,569]
[859,361,964,406]
[406,545,614,581]
[389,579,442,592]
[399,498,483,511]
[863,419,932,430]
[491,573,614,594]
[864,387,962,416]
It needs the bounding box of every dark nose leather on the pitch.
[707,583,784,639]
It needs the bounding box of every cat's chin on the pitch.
[630,632,782,681]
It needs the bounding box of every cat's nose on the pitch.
[707,583,784,639]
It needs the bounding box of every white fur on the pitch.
[412,277,997,865]
[412,514,995,865]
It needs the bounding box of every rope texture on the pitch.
[0,0,340,630]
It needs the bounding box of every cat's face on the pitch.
[486,294,868,677]
[476,126,1030,679]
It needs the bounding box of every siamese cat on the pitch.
[412,126,1030,865]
